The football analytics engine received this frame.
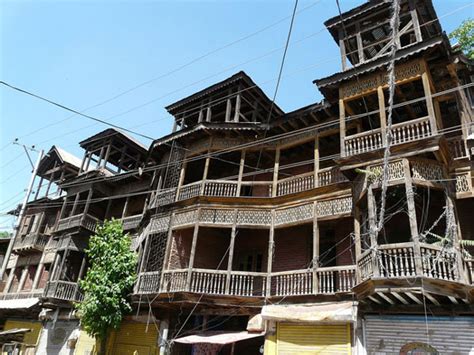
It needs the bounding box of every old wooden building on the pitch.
[0,0,472,354]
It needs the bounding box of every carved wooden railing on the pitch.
[272,269,313,296]
[420,243,458,281]
[203,180,238,197]
[189,269,227,295]
[55,213,100,234]
[148,188,177,209]
[177,181,202,201]
[357,242,464,284]
[229,271,267,297]
[317,266,356,294]
[44,280,83,302]
[447,136,468,160]
[239,181,273,197]
[455,171,472,195]
[464,258,474,285]
[13,233,49,253]
[276,173,314,197]
[121,214,142,231]
[344,117,432,156]
[137,271,165,294]
[318,167,347,187]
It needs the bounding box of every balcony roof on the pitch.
[165,71,284,117]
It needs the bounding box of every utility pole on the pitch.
[0,146,44,280]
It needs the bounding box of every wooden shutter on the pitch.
[110,322,159,355]
[277,323,351,355]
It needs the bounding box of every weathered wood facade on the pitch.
[0,0,472,353]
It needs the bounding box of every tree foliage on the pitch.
[0,231,12,239]
[449,19,474,60]
[76,219,137,341]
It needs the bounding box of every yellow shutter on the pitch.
[4,320,42,346]
[109,322,159,355]
[277,323,351,355]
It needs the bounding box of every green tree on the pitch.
[449,19,474,60]
[76,219,137,354]
[0,231,12,239]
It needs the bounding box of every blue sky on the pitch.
[1,0,472,230]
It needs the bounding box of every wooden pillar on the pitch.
[58,248,69,280]
[339,29,347,71]
[59,196,69,219]
[161,213,176,282]
[353,205,362,282]
[17,266,28,292]
[96,146,105,168]
[200,153,211,195]
[50,253,61,281]
[272,148,280,197]
[265,211,275,297]
[56,170,65,197]
[403,159,422,275]
[206,107,212,122]
[421,71,438,134]
[84,153,92,172]
[355,23,364,64]
[312,202,319,294]
[187,213,201,290]
[79,153,87,174]
[176,159,188,201]
[172,119,178,132]
[225,213,238,294]
[409,0,422,42]
[339,99,346,157]
[236,150,246,197]
[77,255,87,281]
[45,163,56,197]
[122,197,130,218]
[34,177,44,200]
[233,95,241,123]
[377,86,388,146]
[314,135,320,187]
[225,98,232,122]
[104,199,113,221]
[83,188,93,215]
[70,193,81,216]
[102,143,112,168]
[4,267,16,293]
[367,186,379,276]
[32,262,44,290]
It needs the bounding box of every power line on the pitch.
[14,1,322,141]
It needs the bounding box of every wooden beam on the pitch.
[225,99,232,122]
[423,292,440,306]
[377,86,387,146]
[272,148,280,197]
[421,71,438,134]
[377,292,395,305]
[405,291,423,305]
[391,291,409,305]
[339,99,346,157]
[266,211,275,297]
[368,295,382,304]
[312,202,319,294]
[236,150,246,197]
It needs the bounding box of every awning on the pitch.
[261,301,357,323]
[0,297,39,310]
[174,331,265,345]
[0,328,31,336]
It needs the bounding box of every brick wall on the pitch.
[194,228,230,270]
[273,224,312,272]
[232,228,269,272]
[168,228,193,269]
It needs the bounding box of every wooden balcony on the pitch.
[12,233,49,254]
[447,136,469,160]
[344,116,432,157]
[55,213,100,234]
[149,166,347,209]
[135,265,356,298]
[44,280,83,302]
[121,214,142,231]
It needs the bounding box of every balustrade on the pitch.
[190,269,227,295]
[121,214,142,231]
[464,258,474,284]
[447,136,468,160]
[229,272,266,297]
[149,188,177,209]
[44,280,83,302]
[357,242,464,284]
[55,213,99,233]
[276,173,314,196]
[203,180,238,197]
[420,244,458,281]
[13,233,49,252]
[344,117,432,156]
[272,269,313,296]
[177,182,201,201]
[317,266,356,293]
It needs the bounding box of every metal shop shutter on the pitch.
[277,323,351,355]
[111,322,159,355]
